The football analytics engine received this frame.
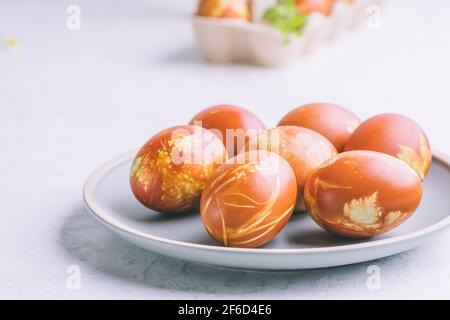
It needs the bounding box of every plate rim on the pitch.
[83,150,450,255]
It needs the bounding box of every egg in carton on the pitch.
[193,0,384,67]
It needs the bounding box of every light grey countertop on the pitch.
[1,0,449,299]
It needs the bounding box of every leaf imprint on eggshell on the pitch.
[343,192,383,226]
[385,210,402,226]
[315,177,352,190]
[384,210,411,228]
[130,156,143,178]
[204,163,288,246]
[397,134,429,180]
[232,204,294,246]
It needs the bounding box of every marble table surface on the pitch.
[1,0,449,299]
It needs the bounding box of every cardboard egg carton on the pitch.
[193,0,383,67]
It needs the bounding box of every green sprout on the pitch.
[263,0,308,44]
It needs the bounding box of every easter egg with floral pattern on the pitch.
[344,114,432,180]
[201,150,297,248]
[245,126,337,211]
[304,151,423,238]
[130,125,227,213]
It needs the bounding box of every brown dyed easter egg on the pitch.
[130,125,227,213]
[245,126,337,211]
[344,114,432,180]
[278,103,361,152]
[190,104,266,157]
[200,150,297,248]
[296,0,334,16]
[197,0,251,20]
[304,151,423,238]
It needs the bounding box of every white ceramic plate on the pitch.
[83,151,450,270]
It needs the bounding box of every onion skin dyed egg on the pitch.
[296,0,334,16]
[245,126,337,211]
[130,125,227,213]
[333,0,353,4]
[304,151,423,238]
[344,114,432,180]
[189,104,266,157]
[197,0,251,21]
[200,150,297,248]
[278,103,361,152]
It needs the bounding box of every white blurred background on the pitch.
[0,0,449,299]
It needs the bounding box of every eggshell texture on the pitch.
[197,0,251,20]
[190,104,266,157]
[304,151,423,238]
[344,114,432,180]
[296,0,334,16]
[130,125,227,213]
[201,150,297,248]
[245,126,337,211]
[278,103,360,152]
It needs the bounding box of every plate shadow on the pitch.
[58,205,423,296]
